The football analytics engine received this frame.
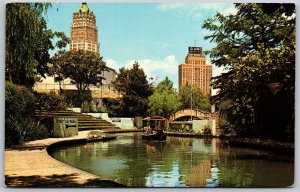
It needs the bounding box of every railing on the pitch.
[168,109,217,122]
[34,83,120,98]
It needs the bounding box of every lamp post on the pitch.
[191,88,193,121]
[100,69,103,108]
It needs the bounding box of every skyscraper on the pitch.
[70,3,100,54]
[178,47,212,95]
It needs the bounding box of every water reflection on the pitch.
[51,133,294,187]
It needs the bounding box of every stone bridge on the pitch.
[168,109,219,124]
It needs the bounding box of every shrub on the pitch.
[35,91,68,111]
[103,98,123,117]
[5,82,48,147]
[39,117,54,137]
[5,82,35,119]
[65,91,92,107]
[203,125,212,135]
[21,121,48,142]
[220,121,236,135]
[179,124,193,133]
[164,124,170,131]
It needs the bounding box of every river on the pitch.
[50,132,294,187]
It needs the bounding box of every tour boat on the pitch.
[142,130,167,141]
[142,116,167,141]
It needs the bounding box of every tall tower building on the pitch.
[178,47,212,95]
[70,3,100,54]
[34,2,119,99]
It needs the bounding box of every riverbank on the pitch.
[166,132,294,154]
[103,128,142,133]
[4,131,125,187]
[224,137,294,154]
[166,131,213,138]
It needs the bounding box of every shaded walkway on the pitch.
[4,131,124,187]
[5,173,124,188]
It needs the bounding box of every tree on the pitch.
[148,77,182,117]
[51,50,107,95]
[112,62,153,117]
[6,3,69,86]
[203,3,295,140]
[179,85,211,112]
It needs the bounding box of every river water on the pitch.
[50,132,294,187]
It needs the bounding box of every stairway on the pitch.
[35,110,121,131]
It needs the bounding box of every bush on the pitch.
[35,91,68,111]
[220,121,236,135]
[65,91,92,107]
[102,98,120,117]
[5,82,35,119]
[203,125,212,135]
[178,124,193,133]
[20,121,48,142]
[5,82,48,147]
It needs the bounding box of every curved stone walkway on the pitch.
[4,131,124,187]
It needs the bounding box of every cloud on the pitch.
[211,65,230,96]
[212,65,229,78]
[105,55,179,86]
[125,55,178,78]
[105,59,123,72]
[156,3,237,19]
[156,3,186,11]
[222,5,238,15]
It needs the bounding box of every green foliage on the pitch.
[203,3,295,141]
[112,62,153,117]
[81,101,99,113]
[6,3,69,86]
[179,124,193,133]
[179,85,211,112]
[148,77,182,117]
[5,82,35,120]
[20,121,48,142]
[34,91,68,111]
[65,91,92,108]
[164,124,170,131]
[203,125,212,135]
[5,82,47,147]
[51,50,107,94]
[103,98,123,117]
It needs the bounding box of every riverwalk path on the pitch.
[4,131,124,187]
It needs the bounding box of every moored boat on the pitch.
[142,130,166,141]
[142,116,167,141]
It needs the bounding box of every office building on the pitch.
[178,47,212,95]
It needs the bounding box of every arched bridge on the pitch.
[168,109,219,123]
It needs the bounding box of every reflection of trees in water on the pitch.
[186,159,211,187]
[168,136,194,147]
[55,134,299,187]
[203,139,212,145]
[217,154,294,187]
[114,135,220,187]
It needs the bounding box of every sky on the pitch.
[46,2,237,91]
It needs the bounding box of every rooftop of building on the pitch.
[186,53,206,57]
[76,3,92,13]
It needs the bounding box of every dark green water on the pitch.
[50,133,294,187]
